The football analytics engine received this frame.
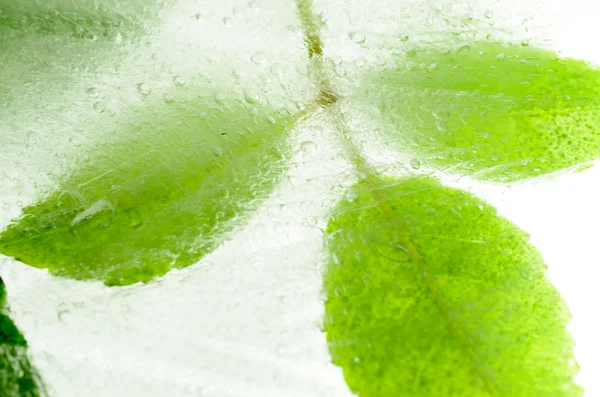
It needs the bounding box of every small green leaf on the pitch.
[361,41,600,181]
[1,278,47,397]
[324,176,581,396]
[0,97,293,286]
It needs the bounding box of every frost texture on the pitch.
[324,177,582,396]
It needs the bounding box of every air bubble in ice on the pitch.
[244,89,260,104]
[137,83,151,96]
[349,31,366,44]
[173,76,185,86]
[251,52,269,65]
[163,93,175,103]
[93,102,106,113]
[410,159,421,169]
[299,140,318,154]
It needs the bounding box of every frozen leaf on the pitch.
[360,41,600,181]
[0,97,293,286]
[0,278,46,397]
[324,176,581,396]
[0,0,167,38]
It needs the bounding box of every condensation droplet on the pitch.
[194,12,203,21]
[93,102,105,113]
[400,35,410,42]
[496,53,506,61]
[484,10,493,19]
[137,82,151,96]
[267,115,277,124]
[428,63,438,71]
[163,93,174,103]
[222,17,232,27]
[521,39,529,47]
[406,48,418,58]
[214,92,226,102]
[410,158,421,169]
[173,75,185,86]
[349,31,366,44]
[244,89,260,104]
[212,146,224,156]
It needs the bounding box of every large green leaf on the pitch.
[0,0,167,38]
[324,176,581,396]
[360,41,600,181]
[0,97,293,286]
[0,278,46,397]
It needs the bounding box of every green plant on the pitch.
[1,0,598,395]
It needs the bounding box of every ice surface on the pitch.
[1,0,600,396]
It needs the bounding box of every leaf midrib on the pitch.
[295,1,502,395]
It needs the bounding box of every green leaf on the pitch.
[0,97,293,286]
[324,176,581,396]
[0,0,166,38]
[1,278,47,397]
[360,41,600,181]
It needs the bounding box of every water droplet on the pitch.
[267,115,277,124]
[410,158,421,169]
[400,35,410,42]
[214,92,226,102]
[353,357,361,363]
[222,17,232,27]
[93,102,105,113]
[484,10,493,19]
[212,146,224,156]
[136,82,151,96]
[194,12,203,21]
[457,45,470,55]
[353,57,366,67]
[244,89,260,104]
[428,63,438,71]
[521,39,529,47]
[173,75,185,86]
[299,140,318,154]
[85,87,98,97]
[163,93,174,103]
[496,53,506,61]
[406,48,418,58]
[349,31,366,44]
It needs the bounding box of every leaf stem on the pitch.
[294,2,500,395]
